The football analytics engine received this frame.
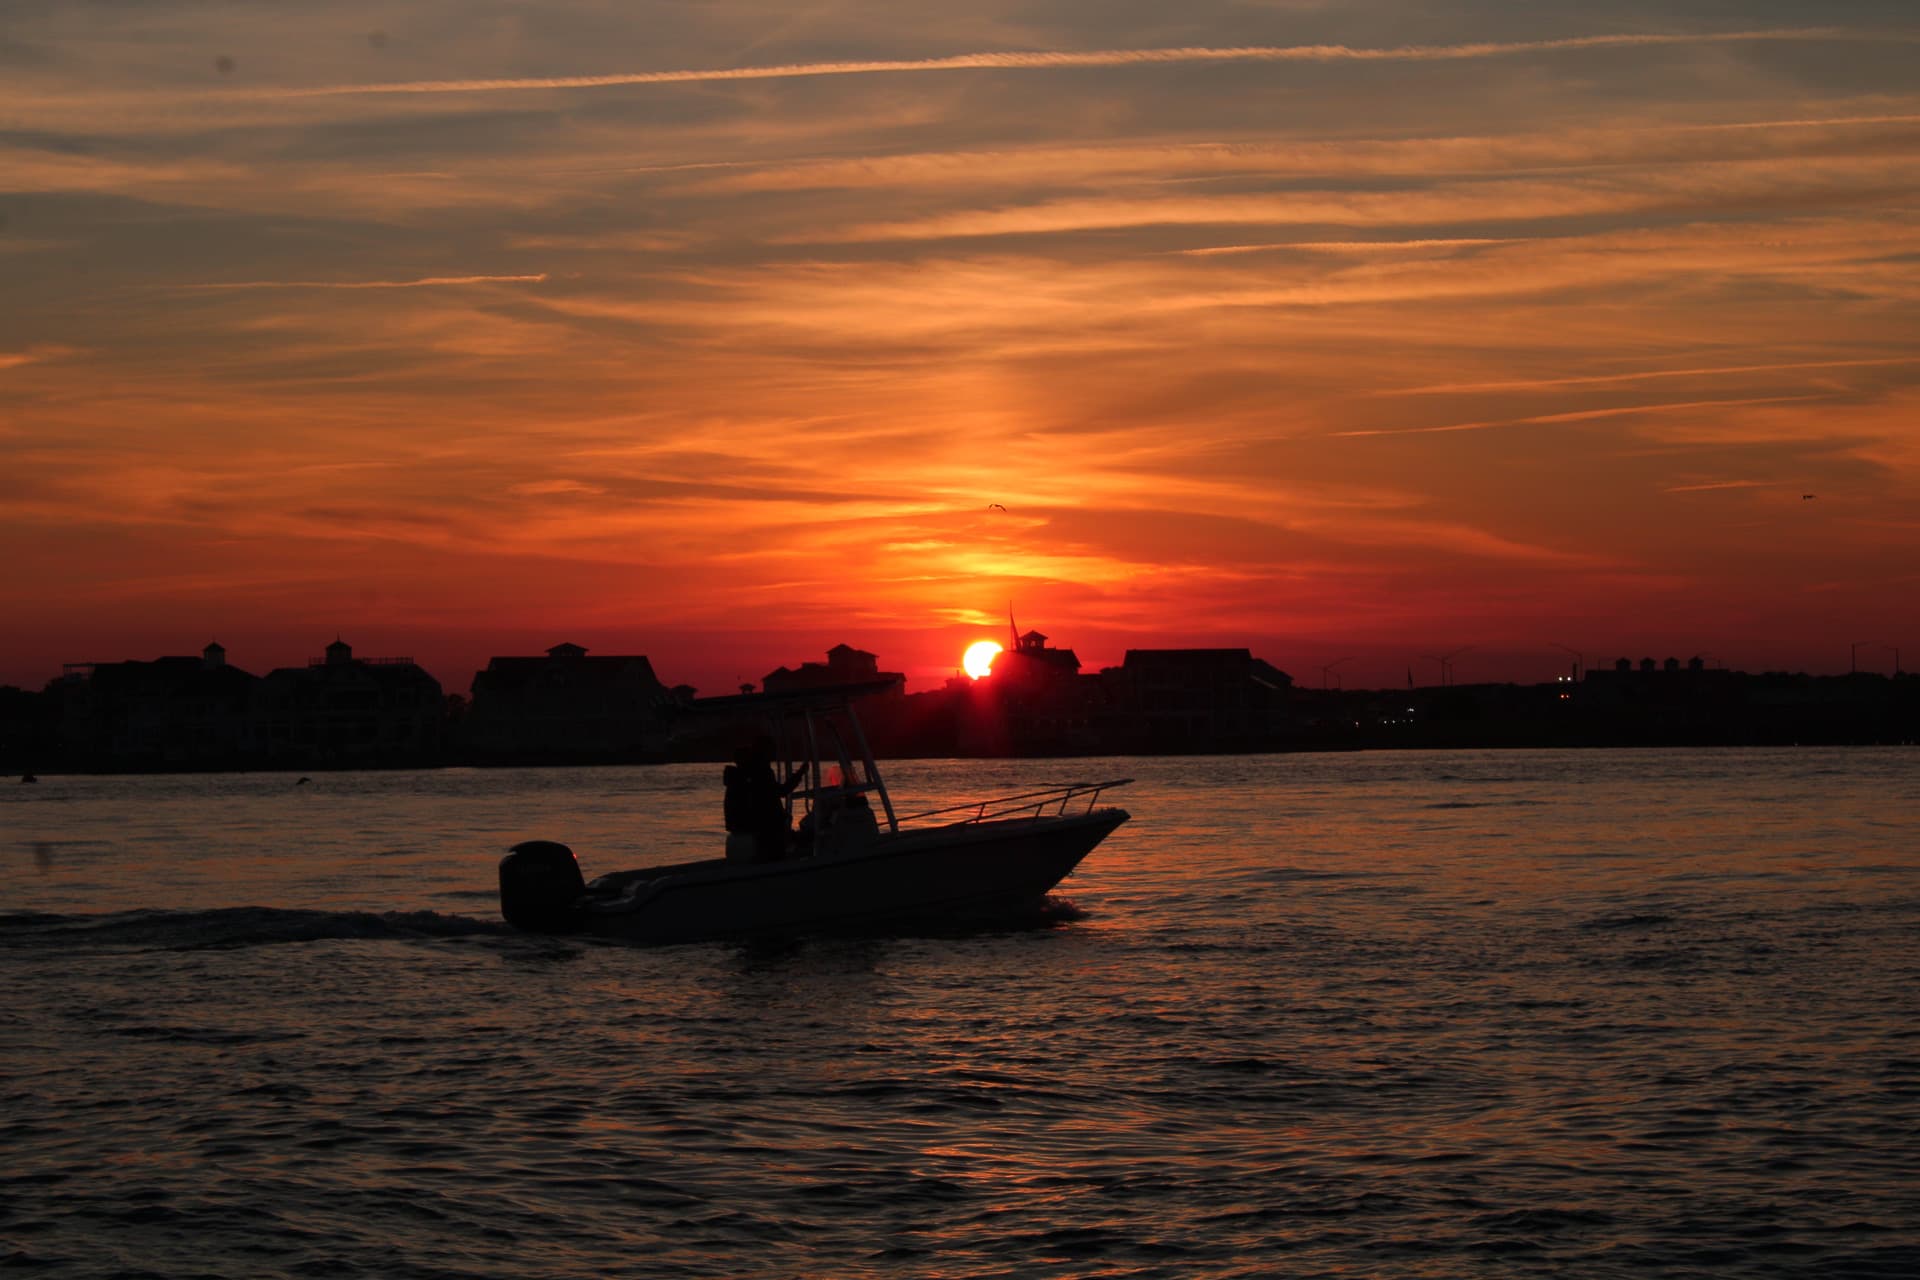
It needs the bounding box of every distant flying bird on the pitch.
[1803,494,1816,500]
[986,503,1007,512]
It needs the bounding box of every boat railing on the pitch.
[894,778,1132,828]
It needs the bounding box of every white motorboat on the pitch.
[498,680,1131,942]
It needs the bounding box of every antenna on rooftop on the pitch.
[1317,657,1353,690]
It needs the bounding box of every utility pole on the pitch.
[1318,657,1353,690]
[1423,648,1471,686]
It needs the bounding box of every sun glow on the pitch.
[962,640,1003,679]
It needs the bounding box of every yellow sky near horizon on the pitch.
[4,3,1918,692]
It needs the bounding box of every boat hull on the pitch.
[560,808,1128,944]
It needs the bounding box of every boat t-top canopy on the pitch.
[683,678,903,832]
[682,678,904,716]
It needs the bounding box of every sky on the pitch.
[4,1,1918,694]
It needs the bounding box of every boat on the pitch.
[497,679,1131,942]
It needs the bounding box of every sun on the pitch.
[962,640,1003,680]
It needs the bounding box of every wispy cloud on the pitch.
[694,115,1920,197]
[796,157,1920,242]
[0,344,81,372]
[508,479,608,497]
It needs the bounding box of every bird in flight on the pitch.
[986,503,1007,512]
[1803,494,1816,500]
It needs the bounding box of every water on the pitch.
[5,749,1918,1277]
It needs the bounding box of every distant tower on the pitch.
[202,641,226,670]
[326,638,353,666]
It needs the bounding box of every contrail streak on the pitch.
[1331,395,1827,438]
[193,274,549,289]
[228,30,1861,100]
[1377,356,1920,396]
[1663,479,1780,492]
[1178,238,1517,256]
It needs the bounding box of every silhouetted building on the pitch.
[52,641,259,766]
[0,684,52,770]
[465,642,682,761]
[19,634,1918,768]
[257,639,442,765]
[949,628,1102,754]
[1106,648,1294,750]
[1582,656,1736,712]
[993,629,1082,689]
[762,644,904,695]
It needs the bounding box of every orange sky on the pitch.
[4,3,1919,693]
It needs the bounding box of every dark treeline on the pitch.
[2,638,1915,775]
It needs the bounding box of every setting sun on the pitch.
[962,640,1003,680]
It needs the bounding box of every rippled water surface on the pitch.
[5,749,1919,1277]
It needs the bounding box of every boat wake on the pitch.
[0,906,511,952]
[0,897,1089,953]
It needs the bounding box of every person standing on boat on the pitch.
[723,737,805,863]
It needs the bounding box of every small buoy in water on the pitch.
[295,776,311,786]
[20,773,38,784]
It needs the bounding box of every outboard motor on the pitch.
[499,840,587,932]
